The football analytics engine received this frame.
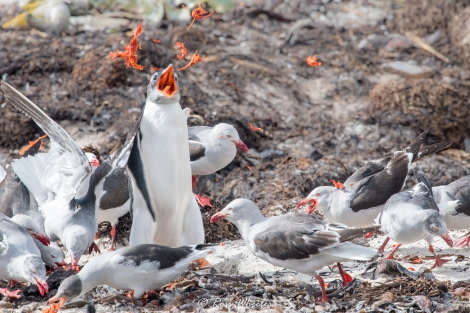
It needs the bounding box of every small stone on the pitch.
[264,286,278,295]
[382,61,434,78]
[464,138,470,153]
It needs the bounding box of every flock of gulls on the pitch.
[0,64,469,310]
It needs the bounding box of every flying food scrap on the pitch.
[306,55,322,67]
[178,51,204,71]
[176,41,189,59]
[19,134,48,156]
[187,3,214,30]
[110,22,144,70]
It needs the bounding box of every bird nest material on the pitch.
[201,202,240,243]
[368,79,470,149]
[392,0,470,36]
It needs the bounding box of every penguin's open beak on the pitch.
[157,64,178,97]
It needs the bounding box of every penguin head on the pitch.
[147,64,180,105]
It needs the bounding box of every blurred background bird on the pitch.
[2,0,89,34]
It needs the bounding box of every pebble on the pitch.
[382,61,434,78]
[17,302,39,313]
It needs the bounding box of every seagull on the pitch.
[46,243,213,304]
[189,123,248,176]
[36,241,66,270]
[188,123,248,207]
[0,156,67,269]
[0,214,48,299]
[3,81,100,268]
[1,81,141,267]
[432,175,470,247]
[29,141,117,252]
[75,144,128,251]
[298,131,451,228]
[210,198,377,303]
[92,145,132,251]
[379,171,453,269]
[127,64,204,246]
[11,214,65,268]
[10,214,50,246]
[94,170,131,251]
[0,153,39,218]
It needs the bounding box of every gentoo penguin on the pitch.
[128,64,204,246]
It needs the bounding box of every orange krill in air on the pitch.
[176,42,189,59]
[110,22,144,70]
[187,3,214,30]
[178,51,204,71]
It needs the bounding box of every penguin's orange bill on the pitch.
[157,65,178,97]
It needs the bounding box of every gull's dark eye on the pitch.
[227,135,232,139]
[153,75,158,81]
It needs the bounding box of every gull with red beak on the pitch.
[11,214,65,268]
[1,81,142,267]
[0,214,48,299]
[11,214,50,246]
[297,131,451,228]
[379,171,454,269]
[188,123,248,206]
[128,64,204,246]
[210,198,378,303]
[189,123,248,176]
[46,243,213,304]
[2,81,100,269]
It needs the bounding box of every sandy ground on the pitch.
[43,228,469,312]
[206,231,469,285]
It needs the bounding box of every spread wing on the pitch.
[2,81,91,203]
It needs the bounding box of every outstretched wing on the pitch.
[2,82,91,202]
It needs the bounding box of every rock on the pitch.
[382,61,434,79]
[361,259,436,280]
[17,302,39,313]
[383,35,412,52]
[410,295,432,313]
[70,15,130,32]
[465,138,470,153]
